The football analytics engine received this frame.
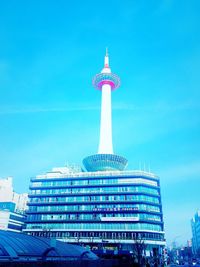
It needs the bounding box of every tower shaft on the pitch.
[98,84,113,154]
[83,50,128,172]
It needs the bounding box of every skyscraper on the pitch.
[24,51,165,256]
[191,211,200,255]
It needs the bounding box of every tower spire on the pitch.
[106,47,108,56]
[102,47,110,72]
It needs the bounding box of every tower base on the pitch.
[83,154,128,172]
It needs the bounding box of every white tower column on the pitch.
[82,49,128,172]
[98,84,113,154]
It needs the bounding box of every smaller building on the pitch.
[0,210,25,232]
[191,211,200,256]
[0,177,28,213]
[0,177,28,232]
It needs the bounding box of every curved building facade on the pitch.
[24,168,165,256]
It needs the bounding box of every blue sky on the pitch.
[0,0,200,245]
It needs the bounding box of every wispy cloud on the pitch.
[0,100,199,115]
[113,101,200,112]
[0,105,99,115]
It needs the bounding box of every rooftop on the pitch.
[34,169,159,181]
[0,230,98,262]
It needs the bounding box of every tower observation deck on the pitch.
[83,50,128,172]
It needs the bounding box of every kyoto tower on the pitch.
[83,50,128,171]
